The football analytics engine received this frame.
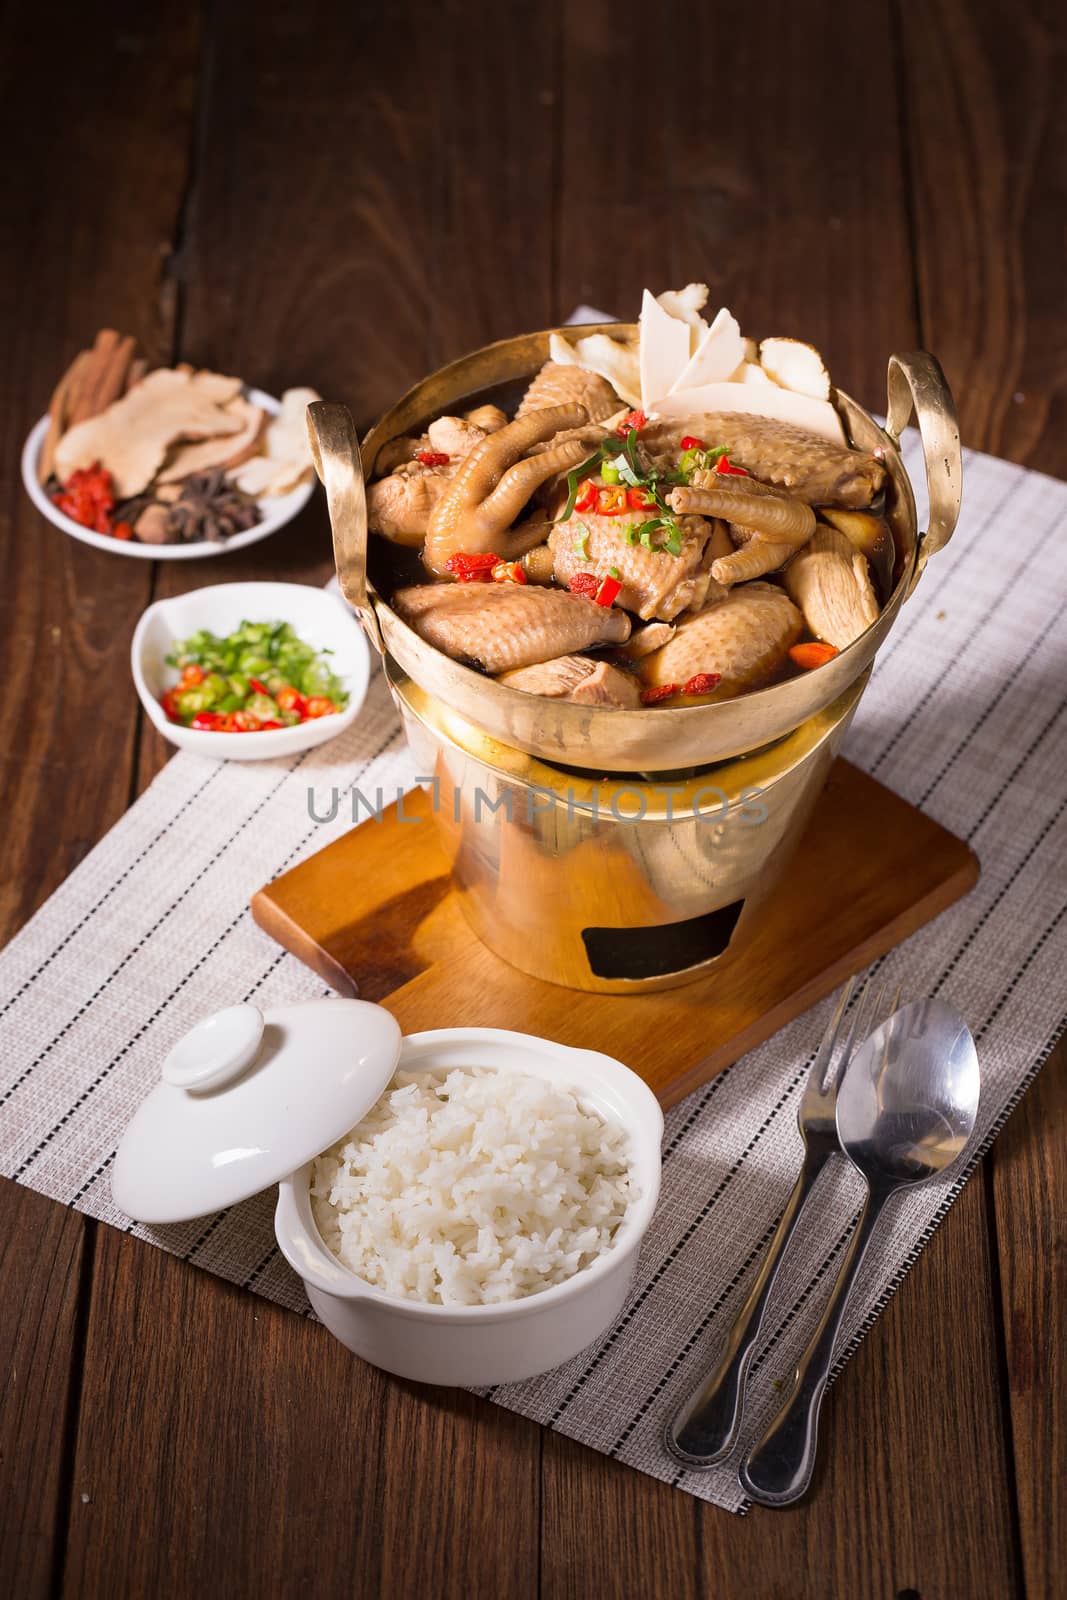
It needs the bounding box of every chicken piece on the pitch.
[54,367,245,497]
[423,403,589,577]
[672,475,815,543]
[669,476,817,585]
[394,581,630,673]
[374,434,427,475]
[520,543,556,583]
[498,655,641,708]
[642,412,885,508]
[517,361,621,423]
[427,415,488,456]
[369,413,502,538]
[782,525,880,649]
[622,620,676,660]
[548,507,726,621]
[819,506,895,598]
[464,403,508,432]
[713,524,799,584]
[367,459,457,546]
[640,583,803,698]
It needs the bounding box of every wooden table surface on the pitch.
[1,2,1064,1595]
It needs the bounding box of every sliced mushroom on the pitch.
[759,337,831,400]
[783,525,880,649]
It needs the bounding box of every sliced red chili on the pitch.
[679,435,705,450]
[491,560,527,585]
[683,672,722,696]
[595,485,628,517]
[714,455,750,476]
[304,697,338,719]
[568,572,600,599]
[626,486,655,511]
[249,677,268,694]
[595,575,622,607]
[111,520,133,541]
[276,686,307,716]
[190,711,225,730]
[446,550,500,582]
[416,450,450,467]
[640,683,679,705]
[574,479,599,514]
[615,409,648,437]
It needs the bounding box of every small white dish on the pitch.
[21,386,314,559]
[132,580,370,761]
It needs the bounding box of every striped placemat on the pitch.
[1,434,1064,1512]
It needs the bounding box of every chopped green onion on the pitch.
[640,528,655,551]
[558,444,609,522]
[573,524,590,557]
[624,524,639,545]
[663,526,684,556]
[608,565,621,579]
[600,462,621,485]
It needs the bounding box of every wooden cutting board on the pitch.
[251,760,979,1109]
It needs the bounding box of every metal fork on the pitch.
[665,974,883,1467]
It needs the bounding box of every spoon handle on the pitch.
[739,1185,890,1505]
[667,1147,828,1464]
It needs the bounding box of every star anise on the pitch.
[166,469,262,544]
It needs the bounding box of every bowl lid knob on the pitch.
[162,1003,266,1091]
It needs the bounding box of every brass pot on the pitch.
[389,657,869,992]
[308,327,961,772]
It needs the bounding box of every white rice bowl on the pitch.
[310,1066,635,1306]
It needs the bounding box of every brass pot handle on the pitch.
[306,401,384,654]
[884,352,962,597]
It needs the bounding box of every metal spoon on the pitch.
[739,998,980,1507]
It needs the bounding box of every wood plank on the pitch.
[545,0,1022,1589]
[898,0,1067,476]
[556,0,916,411]
[70,4,553,1595]
[61,1228,540,1598]
[0,8,199,1596]
[0,1185,86,1600]
[542,1173,1018,1600]
[990,1038,1067,1599]
[250,760,980,1104]
[0,1,200,937]
[900,3,1067,1590]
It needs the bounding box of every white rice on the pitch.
[310,1066,634,1306]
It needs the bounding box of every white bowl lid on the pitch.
[112,999,402,1224]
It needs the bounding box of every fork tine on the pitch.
[812,975,855,1079]
[825,973,881,1090]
